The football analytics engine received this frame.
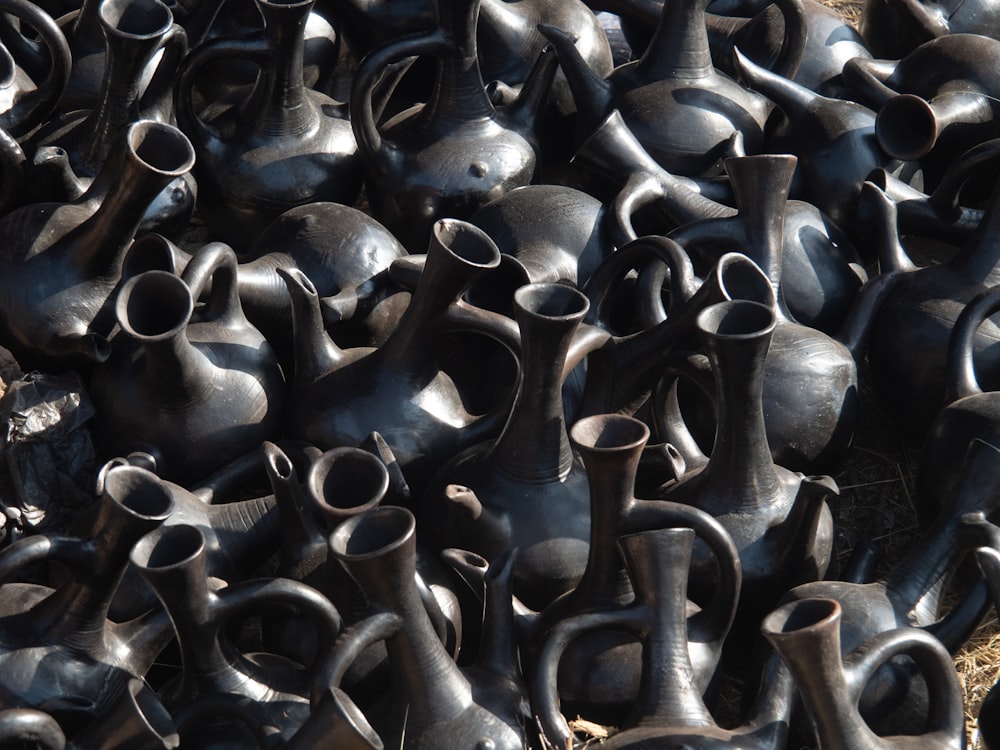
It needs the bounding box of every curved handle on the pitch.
[533,607,648,749]
[768,0,808,82]
[928,137,1000,220]
[640,500,743,644]
[610,173,670,245]
[349,28,450,164]
[846,627,964,741]
[439,299,521,359]
[0,0,70,138]
[139,21,188,123]
[317,610,403,704]
[944,283,1000,403]
[0,709,65,749]
[0,534,91,581]
[174,34,270,147]
[650,350,714,470]
[623,497,742,644]
[215,576,343,693]
[582,235,698,332]
[179,241,248,330]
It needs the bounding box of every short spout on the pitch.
[279,266,353,382]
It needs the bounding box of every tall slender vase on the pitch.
[329,506,527,750]
[174,0,361,248]
[529,413,741,726]
[661,153,874,474]
[763,597,965,750]
[0,463,175,731]
[655,299,836,636]
[30,0,192,237]
[535,527,793,750]
[131,523,343,743]
[419,282,594,611]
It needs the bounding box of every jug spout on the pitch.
[537,23,613,133]
[503,43,559,136]
[279,266,353,382]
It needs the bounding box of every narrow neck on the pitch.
[72,130,188,277]
[766,610,868,750]
[572,440,645,606]
[423,0,494,123]
[35,486,168,651]
[724,156,795,307]
[622,530,714,729]
[380,221,497,374]
[638,0,715,79]
[251,0,316,136]
[80,15,171,172]
[701,326,781,501]
[341,531,471,723]
[492,310,581,482]
[135,535,235,699]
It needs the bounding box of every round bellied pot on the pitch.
[350,0,555,252]
[0,119,194,371]
[89,242,286,487]
[174,0,362,248]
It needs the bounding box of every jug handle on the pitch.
[214,576,345,700]
[0,708,65,750]
[582,235,698,332]
[349,29,451,165]
[624,498,742,646]
[610,173,669,245]
[0,0,71,139]
[943,283,1000,404]
[768,0,808,82]
[532,607,648,750]
[174,34,272,148]
[846,626,965,740]
[650,350,714,471]
[317,610,404,705]
[138,21,188,124]
[180,241,250,331]
[0,533,90,581]
[927,137,1000,220]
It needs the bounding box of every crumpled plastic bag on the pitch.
[0,371,98,540]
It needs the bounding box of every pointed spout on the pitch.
[537,23,613,134]
[733,46,818,121]
[503,43,559,137]
[279,266,351,382]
